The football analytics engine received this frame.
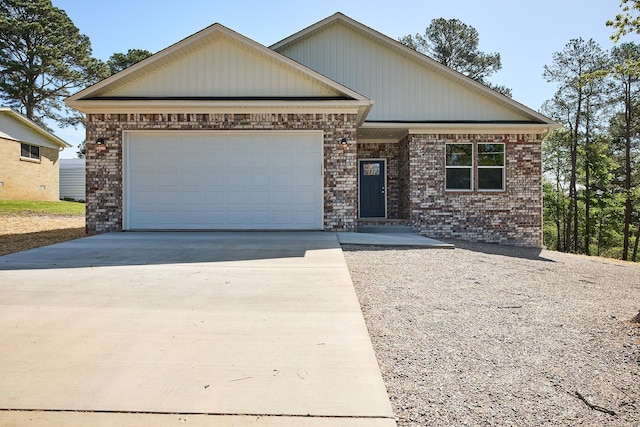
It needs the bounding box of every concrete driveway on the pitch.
[0,232,395,426]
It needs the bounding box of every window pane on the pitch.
[479,153,504,166]
[446,168,472,190]
[478,143,504,154]
[21,143,29,157]
[446,144,473,166]
[363,163,380,176]
[31,145,40,159]
[478,168,504,190]
[478,144,504,166]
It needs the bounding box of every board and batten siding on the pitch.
[275,22,530,122]
[105,36,339,98]
[59,158,86,201]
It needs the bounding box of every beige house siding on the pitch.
[84,112,357,234]
[105,36,341,98]
[274,21,531,122]
[0,137,60,201]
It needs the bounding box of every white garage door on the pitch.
[124,131,323,230]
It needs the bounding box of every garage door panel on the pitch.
[126,132,323,230]
[181,211,203,224]
[273,157,293,168]
[273,192,293,204]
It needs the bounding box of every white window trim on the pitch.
[445,143,473,192]
[477,143,505,192]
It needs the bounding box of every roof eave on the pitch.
[362,121,560,134]
[65,99,373,122]
[0,107,71,148]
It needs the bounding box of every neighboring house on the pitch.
[65,13,557,246]
[59,158,86,201]
[0,108,70,201]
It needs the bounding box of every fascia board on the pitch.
[70,99,369,114]
[361,121,560,134]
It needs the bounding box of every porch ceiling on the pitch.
[357,126,407,141]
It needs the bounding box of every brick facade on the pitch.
[407,133,543,247]
[84,112,358,234]
[84,115,544,246]
[0,138,60,201]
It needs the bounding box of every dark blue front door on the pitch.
[359,160,385,218]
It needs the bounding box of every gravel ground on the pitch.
[343,241,640,426]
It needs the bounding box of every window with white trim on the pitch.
[445,143,473,191]
[477,143,505,191]
[20,143,40,160]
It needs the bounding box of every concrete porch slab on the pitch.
[337,232,455,248]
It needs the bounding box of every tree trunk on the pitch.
[622,77,632,260]
[632,221,640,262]
[584,108,591,256]
[570,88,583,253]
[555,178,563,251]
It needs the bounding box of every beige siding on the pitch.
[106,36,339,98]
[276,22,530,122]
[0,114,62,150]
[0,138,60,201]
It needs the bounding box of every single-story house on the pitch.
[66,13,556,246]
[0,107,70,201]
[59,158,86,201]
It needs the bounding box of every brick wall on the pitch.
[397,135,410,220]
[85,112,357,234]
[408,133,543,247]
[356,141,401,219]
[0,138,60,201]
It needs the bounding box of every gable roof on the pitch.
[271,13,556,128]
[0,108,70,149]
[66,23,372,121]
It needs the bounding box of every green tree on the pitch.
[107,49,153,75]
[609,42,640,259]
[607,0,640,42]
[0,0,107,128]
[399,18,512,97]
[542,129,571,251]
[76,140,85,159]
[542,38,609,253]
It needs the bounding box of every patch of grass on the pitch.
[0,200,85,216]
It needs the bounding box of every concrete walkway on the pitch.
[0,232,396,426]
[338,232,454,248]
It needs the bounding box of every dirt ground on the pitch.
[0,214,86,257]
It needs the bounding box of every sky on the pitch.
[50,0,639,158]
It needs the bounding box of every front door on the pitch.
[359,160,386,218]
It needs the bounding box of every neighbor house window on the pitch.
[445,143,473,190]
[477,143,505,191]
[21,143,40,160]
